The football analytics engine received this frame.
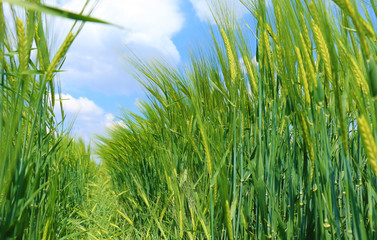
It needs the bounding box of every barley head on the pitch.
[243,56,258,96]
[45,32,75,81]
[295,46,310,104]
[312,20,333,85]
[299,33,316,88]
[225,200,233,240]
[358,115,377,176]
[220,29,237,81]
[16,18,28,72]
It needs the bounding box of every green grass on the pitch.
[2,0,377,239]
[97,0,377,239]
[0,1,109,239]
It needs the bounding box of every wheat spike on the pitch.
[244,56,258,96]
[45,32,74,81]
[263,29,275,84]
[358,115,377,176]
[309,2,320,25]
[264,30,272,68]
[300,13,311,50]
[333,0,375,38]
[337,40,369,94]
[299,33,316,88]
[16,18,28,72]
[276,45,288,95]
[41,219,50,240]
[220,29,237,81]
[349,56,369,95]
[265,23,277,43]
[295,46,310,104]
[35,23,45,71]
[117,209,133,225]
[274,5,283,42]
[225,200,233,240]
[312,21,332,85]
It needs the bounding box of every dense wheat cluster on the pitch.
[98,0,377,239]
[2,0,377,239]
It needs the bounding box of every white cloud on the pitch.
[189,0,213,22]
[46,0,185,96]
[189,0,249,24]
[54,94,116,143]
[61,0,184,61]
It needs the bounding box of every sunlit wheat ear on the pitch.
[358,115,377,176]
[243,56,258,96]
[333,0,375,38]
[263,30,272,75]
[276,45,287,94]
[265,23,277,43]
[41,219,50,240]
[16,18,28,72]
[295,46,310,104]
[35,23,45,71]
[309,2,320,26]
[333,0,372,56]
[274,5,282,37]
[225,200,233,240]
[300,13,311,50]
[220,29,236,81]
[337,39,369,95]
[298,33,316,89]
[312,20,332,85]
[45,32,74,81]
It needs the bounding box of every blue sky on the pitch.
[49,0,250,143]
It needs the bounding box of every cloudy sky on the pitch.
[48,0,250,144]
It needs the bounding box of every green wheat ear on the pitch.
[225,200,233,240]
[243,56,258,96]
[312,20,332,85]
[220,28,236,81]
[16,18,28,72]
[358,115,377,177]
[295,46,310,104]
[45,32,75,81]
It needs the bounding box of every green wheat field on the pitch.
[1,0,377,239]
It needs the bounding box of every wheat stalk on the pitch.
[298,113,315,182]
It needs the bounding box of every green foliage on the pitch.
[3,0,377,239]
[0,1,99,239]
[98,0,377,239]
